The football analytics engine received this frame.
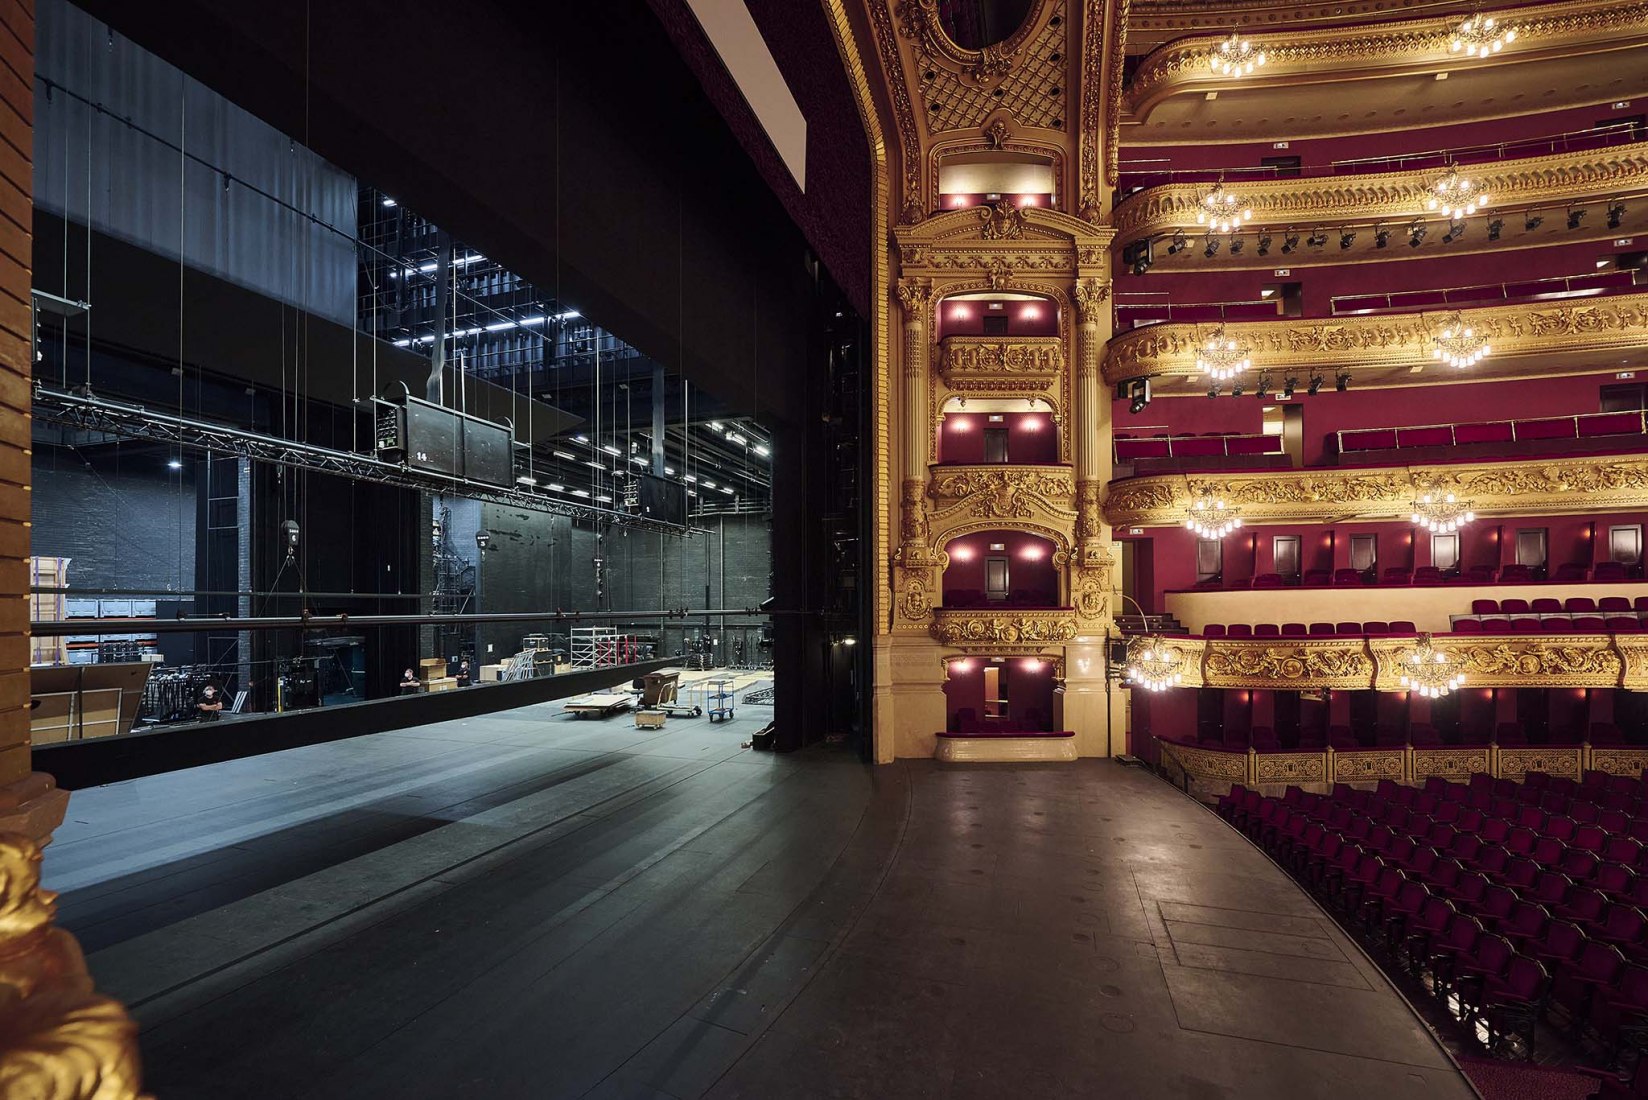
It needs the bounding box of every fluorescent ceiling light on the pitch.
[571,489,590,498]
[601,444,622,456]
[685,474,698,483]
[382,197,397,207]
[392,339,411,347]
[552,450,576,460]
[720,486,733,494]
[708,421,724,430]
[753,445,770,457]
[596,494,613,503]
[665,466,676,475]
[585,460,604,469]
[702,480,717,489]
[556,310,580,321]
[547,483,565,492]
[519,316,546,326]
[573,434,589,443]
[516,475,537,486]
[485,320,515,332]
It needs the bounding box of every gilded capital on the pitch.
[896,277,935,316]
[1072,279,1109,325]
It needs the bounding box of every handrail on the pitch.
[1115,121,1645,189]
[1331,271,1639,316]
[1333,409,1648,454]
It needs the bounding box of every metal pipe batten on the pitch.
[31,607,789,635]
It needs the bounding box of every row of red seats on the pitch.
[1220,771,1648,1070]
[1191,561,1634,591]
[1202,621,1414,637]
[1472,597,1648,615]
[1191,721,1630,752]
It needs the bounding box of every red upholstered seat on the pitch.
[1254,623,1280,637]
[1340,428,1396,451]
[1608,617,1640,632]
[1499,565,1533,583]
[1542,617,1572,632]
[1202,624,1227,637]
[1573,616,1607,632]
[1388,620,1416,633]
[1512,618,1541,633]
[1478,618,1511,632]
[1281,622,1308,637]
[1227,624,1253,638]
[1551,563,1590,584]
[1594,561,1628,582]
[1309,622,1335,636]
[1600,597,1632,613]
[1398,425,1452,448]
[1566,597,1598,614]
[1530,598,1562,614]
[1336,621,1363,635]
[1453,618,1483,633]
[1382,569,1412,585]
[1362,620,1390,633]
[1333,569,1364,586]
[1579,411,1644,437]
[1501,598,1531,614]
[1251,574,1284,588]
[1301,569,1332,586]
[1470,599,1499,615]
[1453,420,1512,444]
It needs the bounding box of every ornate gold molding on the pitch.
[939,335,1065,390]
[928,464,1076,518]
[1103,292,1648,385]
[1126,0,1648,119]
[1372,634,1622,689]
[1203,639,1373,689]
[930,607,1079,647]
[1110,146,1648,247]
[0,834,149,1099]
[1105,452,1648,527]
[1498,746,1585,781]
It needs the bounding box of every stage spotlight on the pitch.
[1257,230,1273,256]
[1229,234,1244,255]
[1254,372,1273,399]
[1374,224,1390,249]
[1203,235,1220,258]
[1130,397,1147,414]
[1125,238,1153,275]
[1126,377,1151,414]
[1167,229,1188,255]
[1307,373,1324,396]
[1524,212,1544,231]
[1568,206,1586,229]
[1441,219,1465,244]
[1487,217,1504,241]
[1282,375,1298,398]
[1281,228,1301,254]
[1338,230,1356,250]
[1207,385,1220,400]
[1307,228,1327,248]
[1335,371,1351,393]
[1409,221,1428,247]
[1230,382,1245,397]
[1609,200,1626,229]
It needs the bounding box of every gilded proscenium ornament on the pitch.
[1109,145,1648,249]
[930,608,1080,647]
[939,336,1065,389]
[1124,0,1648,116]
[891,0,1071,134]
[0,834,150,1100]
[1105,454,1648,528]
[1202,640,1373,690]
[927,466,1076,522]
[1102,293,1648,386]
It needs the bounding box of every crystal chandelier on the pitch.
[1195,183,1253,232]
[1410,489,1475,533]
[1397,634,1465,699]
[1194,324,1252,381]
[1185,490,1242,538]
[1450,13,1516,58]
[1126,637,1184,693]
[1426,166,1489,219]
[1431,313,1491,368]
[1210,32,1267,77]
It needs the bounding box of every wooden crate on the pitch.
[418,657,447,681]
[425,676,458,693]
[29,691,75,745]
[29,556,70,666]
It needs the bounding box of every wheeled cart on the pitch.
[634,709,667,729]
[642,670,702,718]
[706,678,735,723]
[562,693,632,719]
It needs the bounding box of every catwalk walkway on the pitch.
[46,700,1476,1099]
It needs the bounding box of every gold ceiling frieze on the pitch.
[1102,292,1648,385]
[1105,452,1648,527]
[1110,146,1648,245]
[1125,0,1648,118]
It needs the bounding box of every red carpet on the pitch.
[1458,1057,1602,1100]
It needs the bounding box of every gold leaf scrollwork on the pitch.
[977,202,1026,240]
[1204,643,1373,687]
[931,610,1079,646]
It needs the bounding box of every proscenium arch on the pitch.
[936,519,1072,559]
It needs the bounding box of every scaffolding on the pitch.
[570,626,637,668]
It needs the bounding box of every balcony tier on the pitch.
[930,607,1079,649]
[938,336,1064,394]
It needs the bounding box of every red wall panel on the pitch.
[938,412,1060,464]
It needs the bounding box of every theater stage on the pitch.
[44,698,1474,1098]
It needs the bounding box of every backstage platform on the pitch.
[47,700,1473,1099]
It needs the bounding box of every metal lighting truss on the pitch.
[32,386,689,533]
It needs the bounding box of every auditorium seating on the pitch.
[1175,564,1643,591]
[1221,770,1648,1064]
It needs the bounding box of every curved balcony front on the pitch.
[1110,145,1648,268]
[929,607,1080,650]
[1102,292,1648,392]
[1123,1,1648,144]
[927,464,1076,547]
[937,335,1064,395]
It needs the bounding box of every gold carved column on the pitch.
[1070,277,1114,621]
[893,277,941,629]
